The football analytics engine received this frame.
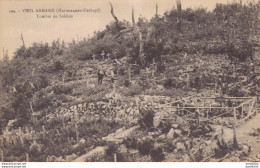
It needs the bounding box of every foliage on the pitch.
[151,147,165,162]
[137,138,154,155]
[138,110,155,130]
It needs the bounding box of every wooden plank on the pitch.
[235,98,254,108]
[233,108,239,148]
[200,110,232,122]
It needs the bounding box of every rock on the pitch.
[231,157,240,162]
[205,140,212,146]
[65,153,77,162]
[241,144,250,156]
[157,85,164,90]
[171,123,179,129]
[79,138,86,145]
[158,134,166,141]
[210,140,219,151]
[55,156,65,162]
[153,117,161,128]
[183,154,191,162]
[256,153,260,159]
[167,128,175,139]
[176,142,186,152]
[174,129,182,137]
[72,146,106,162]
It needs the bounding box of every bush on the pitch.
[163,79,175,88]
[52,84,72,95]
[138,110,155,130]
[151,147,165,162]
[123,80,131,87]
[137,139,154,155]
[123,137,138,149]
[159,120,172,134]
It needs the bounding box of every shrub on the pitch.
[138,110,155,130]
[151,147,165,162]
[123,137,138,149]
[137,139,154,155]
[159,120,172,134]
[163,78,175,88]
[123,80,131,87]
[52,84,72,95]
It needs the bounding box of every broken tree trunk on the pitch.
[109,3,145,66]
[20,33,25,47]
[156,3,158,17]
[132,6,135,29]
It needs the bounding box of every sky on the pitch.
[0,0,245,60]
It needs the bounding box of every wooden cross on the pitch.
[150,58,156,77]
[101,51,105,60]
[107,53,111,59]
[92,54,96,61]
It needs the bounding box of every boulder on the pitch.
[171,123,179,129]
[183,154,191,162]
[158,134,166,141]
[65,153,77,162]
[157,85,164,90]
[153,117,161,128]
[176,142,186,152]
[241,144,250,156]
[174,129,182,137]
[205,140,212,146]
[55,156,65,162]
[167,128,175,139]
[231,157,240,162]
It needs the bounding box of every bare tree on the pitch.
[20,33,25,47]
[109,2,146,65]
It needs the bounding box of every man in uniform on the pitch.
[97,69,105,85]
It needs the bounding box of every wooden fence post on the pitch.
[128,66,131,82]
[241,105,244,117]
[25,153,29,162]
[114,153,117,162]
[19,127,24,147]
[42,125,46,138]
[233,107,238,148]
[75,123,79,143]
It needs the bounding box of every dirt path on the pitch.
[223,112,260,161]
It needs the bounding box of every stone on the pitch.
[157,85,164,90]
[65,153,77,162]
[174,129,182,137]
[183,154,191,162]
[171,123,179,129]
[55,156,65,162]
[256,153,260,159]
[205,140,212,146]
[167,128,175,139]
[158,134,166,141]
[231,157,240,162]
[176,142,186,152]
[79,138,86,145]
[153,117,161,128]
[241,144,250,156]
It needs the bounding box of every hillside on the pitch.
[0,1,259,162]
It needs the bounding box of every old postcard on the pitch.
[0,0,259,166]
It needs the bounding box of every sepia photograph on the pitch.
[0,0,259,166]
